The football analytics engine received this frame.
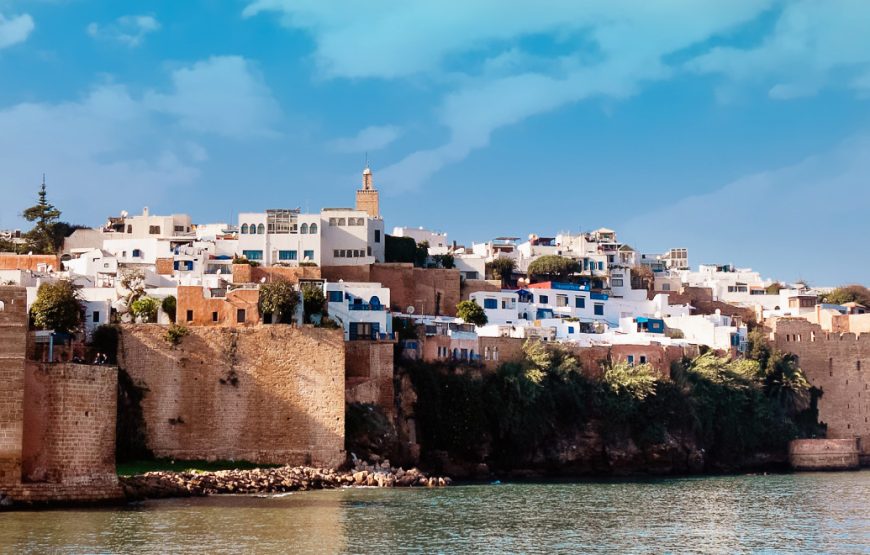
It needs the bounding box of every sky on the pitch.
[0,0,868,285]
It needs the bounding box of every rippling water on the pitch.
[2,471,869,554]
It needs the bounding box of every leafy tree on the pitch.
[385,235,416,263]
[432,254,455,269]
[527,255,580,281]
[21,181,62,254]
[259,280,298,324]
[302,283,325,323]
[161,295,177,323]
[130,297,159,322]
[415,241,430,268]
[30,280,82,333]
[456,300,488,326]
[486,257,516,286]
[821,284,870,307]
[604,361,658,401]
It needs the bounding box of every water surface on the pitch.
[2,471,868,554]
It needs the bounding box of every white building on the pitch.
[391,227,449,255]
[664,311,748,352]
[326,281,392,341]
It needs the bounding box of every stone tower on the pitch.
[355,166,380,218]
[0,286,27,487]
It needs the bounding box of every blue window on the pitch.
[593,303,604,316]
[483,298,498,309]
[598,261,604,270]
[278,250,297,261]
[303,250,314,261]
[328,291,343,303]
[568,326,575,334]
[538,295,549,304]
[132,249,142,258]
[583,259,589,270]
[242,250,263,261]
[627,355,634,365]
[300,224,308,234]
[575,296,585,309]
[309,223,318,234]
[240,224,249,234]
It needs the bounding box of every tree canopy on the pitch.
[527,255,580,281]
[821,285,870,307]
[22,182,62,254]
[30,280,82,333]
[302,283,325,323]
[259,280,299,324]
[486,257,516,285]
[130,297,159,323]
[456,300,488,326]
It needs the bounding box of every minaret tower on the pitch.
[355,163,380,218]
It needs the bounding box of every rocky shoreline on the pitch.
[121,460,451,501]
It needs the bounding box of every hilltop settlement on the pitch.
[1,169,868,507]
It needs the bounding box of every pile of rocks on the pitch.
[120,460,451,501]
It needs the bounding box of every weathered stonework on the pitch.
[345,340,395,417]
[118,325,346,468]
[771,318,870,463]
[789,438,860,471]
[0,286,27,486]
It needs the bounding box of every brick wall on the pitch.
[0,254,60,271]
[788,438,860,470]
[771,318,870,452]
[232,264,321,284]
[322,264,461,317]
[460,279,501,301]
[345,341,395,417]
[177,285,260,326]
[0,286,27,486]
[155,258,174,275]
[117,325,346,468]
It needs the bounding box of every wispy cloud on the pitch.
[621,136,870,284]
[144,56,283,139]
[0,12,34,49]
[329,125,401,153]
[86,14,160,47]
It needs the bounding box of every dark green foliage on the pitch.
[415,241,430,268]
[432,254,455,269]
[302,283,325,323]
[130,296,159,322]
[346,403,399,462]
[259,280,298,324]
[385,235,416,263]
[90,324,119,362]
[527,255,581,281]
[164,324,189,346]
[21,182,61,254]
[29,280,82,333]
[50,221,88,253]
[392,316,419,341]
[486,257,516,285]
[821,284,870,307]
[456,300,488,326]
[161,295,177,323]
[405,339,821,472]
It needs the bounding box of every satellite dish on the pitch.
[260,277,267,284]
[406,306,415,315]
[120,210,128,218]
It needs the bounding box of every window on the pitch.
[242,250,263,261]
[132,249,142,258]
[304,250,314,261]
[483,298,498,309]
[212,311,218,322]
[329,218,337,226]
[309,223,318,234]
[278,250,298,261]
[538,295,549,304]
[257,224,265,234]
[93,311,100,323]
[328,291,343,303]
[662,283,671,291]
[575,296,586,309]
[627,355,634,365]
[367,246,372,256]
[568,326,574,334]
[594,303,604,316]
[186,310,193,322]
[300,223,308,234]
[375,229,381,243]
[237,309,246,323]
[598,261,604,270]
[126,225,132,233]
[174,225,185,233]
[612,278,623,287]
[556,294,568,307]
[241,224,249,234]
[639,356,647,364]
[149,225,161,235]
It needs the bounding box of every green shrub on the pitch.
[164,324,189,346]
[131,297,159,322]
[456,300,487,326]
[30,280,82,333]
[161,295,177,323]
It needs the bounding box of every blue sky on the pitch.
[1,1,868,285]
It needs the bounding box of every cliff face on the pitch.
[360,360,802,479]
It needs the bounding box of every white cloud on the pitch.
[688,0,870,100]
[244,1,774,190]
[0,12,34,49]
[86,14,160,47]
[330,125,401,153]
[621,136,870,284]
[144,56,282,139]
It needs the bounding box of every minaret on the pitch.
[355,164,380,218]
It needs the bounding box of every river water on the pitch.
[2,471,868,554]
